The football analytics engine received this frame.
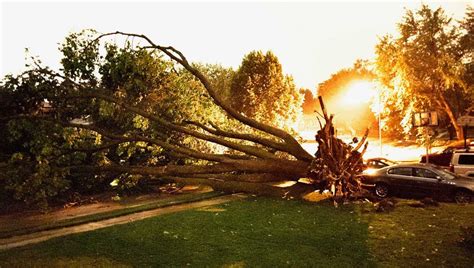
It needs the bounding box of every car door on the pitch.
[386,167,417,194]
[412,168,440,196]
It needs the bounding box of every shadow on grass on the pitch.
[0,197,374,267]
[359,199,474,267]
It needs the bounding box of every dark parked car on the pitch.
[420,146,458,167]
[362,163,474,203]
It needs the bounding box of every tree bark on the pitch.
[439,93,463,140]
[70,158,309,179]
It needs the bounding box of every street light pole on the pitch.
[378,89,383,157]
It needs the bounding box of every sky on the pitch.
[1,0,471,90]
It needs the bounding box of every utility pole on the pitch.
[377,90,383,156]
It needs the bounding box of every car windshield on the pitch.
[384,159,398,165]
[432,166,456,180]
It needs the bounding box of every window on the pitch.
[458,155,474,165]
[414,168,438,179]
[369,160,387,169]
[388,167,412,176]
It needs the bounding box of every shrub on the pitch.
[3,154,70,210]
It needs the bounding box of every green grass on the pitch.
[360,199,474,267]
[0,197,473,267]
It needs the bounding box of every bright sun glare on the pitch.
[340,80,376,106]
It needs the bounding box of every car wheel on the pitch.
[375,183,389,198]
[454,190,472,204]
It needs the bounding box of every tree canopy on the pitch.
[301,89,317,114]
[375,5,469,140]
[460,6,474,99]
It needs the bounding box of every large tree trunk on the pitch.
[439,93,463,140]
[71,159,309,181]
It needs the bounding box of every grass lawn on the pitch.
[0,197,472,267]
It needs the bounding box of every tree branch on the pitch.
[69,91,280,160]
[63,121,252,163]
[93,31,313,161]
[3,115,251,163]
[180,173,299,183]
[8,66,281,161]
[184,120,290,153]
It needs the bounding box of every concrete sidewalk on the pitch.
[0,194,246,251]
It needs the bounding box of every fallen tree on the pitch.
[0,31,368,206]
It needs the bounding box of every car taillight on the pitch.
[449,164,454,173]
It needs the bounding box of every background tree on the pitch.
[230,51,302,130]
[375,5,469,140]
[301,89,317,114]
[461,7,474,101]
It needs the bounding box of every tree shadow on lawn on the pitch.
[0,197,375,267]
[360,199,474,267]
